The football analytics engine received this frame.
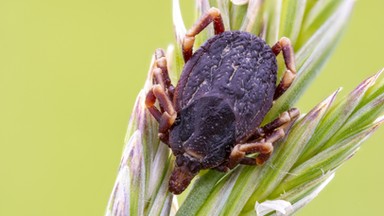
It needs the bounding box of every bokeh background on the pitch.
[0,0,383,215]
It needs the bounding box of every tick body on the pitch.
[175,31,277,141]
[145,8,299,194]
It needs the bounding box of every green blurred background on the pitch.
[0,0,383,215]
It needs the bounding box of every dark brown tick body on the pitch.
[146,8,299,194]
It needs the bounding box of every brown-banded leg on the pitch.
[272,37,297,100]
[146,85,177,144]
[260,107,300,136]
[153,49,175,99]
[239,108,300,143]
[228,129,285,169]
[227,108,300,169]
[145,49,177,144]
[149,85,176,138]
[183,7,225,62]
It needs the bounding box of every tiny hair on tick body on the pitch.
[145,7,299,194]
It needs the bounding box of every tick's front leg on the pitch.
[153,49,175,99]
[183,7,225,62]
[145,49,177,144]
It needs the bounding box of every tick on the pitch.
[145,8,299,194]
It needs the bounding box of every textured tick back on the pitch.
[174,31,277,141]
[169,96,236,168]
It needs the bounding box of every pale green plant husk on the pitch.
[106,0,384,215]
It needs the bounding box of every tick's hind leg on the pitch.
[183,7,225,62]
[259,108,300,138]
[227,108,300,169]
[272,37,297,100]
[228,129,284,169]
[145,49,177,144]
[240,108,300,143]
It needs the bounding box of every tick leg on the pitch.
[145,49,178,144]
[272,37,297,100]
[153,49,175,99]
[183,7,225,62]
[146,85,176,144]
[145,90,162,122]
[153,85,177,131]
[228,108,300,169]
[261,107,300,135]
[240,108,300,143]
[228,129,284,169]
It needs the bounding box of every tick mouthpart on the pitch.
[169,164,199,195]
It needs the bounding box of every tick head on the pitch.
[169,155,201,194]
